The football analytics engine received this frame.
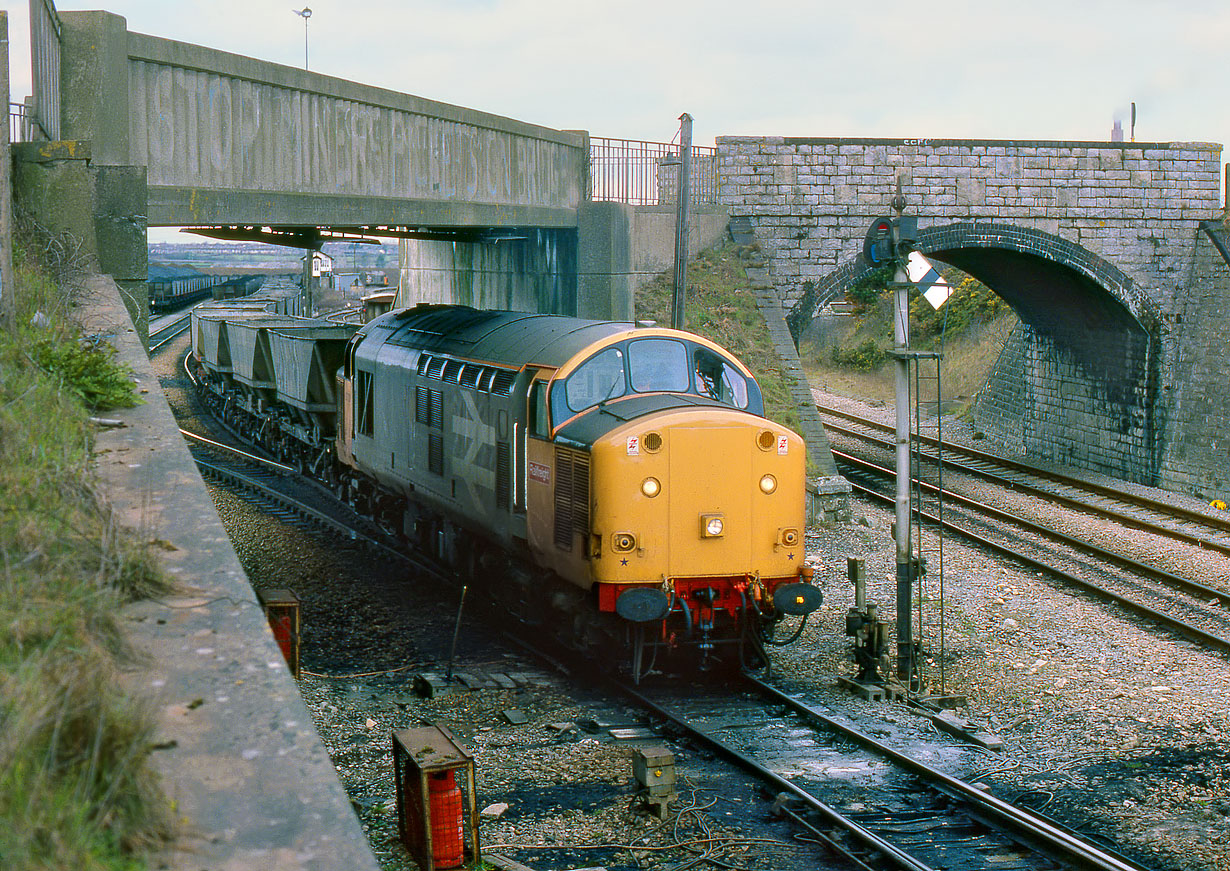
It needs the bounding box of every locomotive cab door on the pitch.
[525,371,588,581]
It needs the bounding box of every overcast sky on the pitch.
[2,1,1226,240]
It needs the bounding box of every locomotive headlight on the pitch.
[641,477,661,498]
[700,514,725,538]
[759,474,777,494]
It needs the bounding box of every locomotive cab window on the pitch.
[629,338,690,393]
[693,347,750,409]
[356,369,375,437]
[556,337,756,422]
[530,380,550,438]
[564,346,625,412]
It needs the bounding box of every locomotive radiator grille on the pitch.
[496,443,511,510]
[416,387,442,429]
[429,433,444,476]
[553,447,590,551]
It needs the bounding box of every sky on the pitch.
[2,1,1226,240]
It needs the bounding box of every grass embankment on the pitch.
[634,242,802,434]
[0,251,172,869]
[800,271,1019,410]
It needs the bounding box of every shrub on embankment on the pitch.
[0,240,172,869]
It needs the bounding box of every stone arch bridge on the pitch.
[717,136,1229,498]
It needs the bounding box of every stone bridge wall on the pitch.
[715,136,1220,312]
[715,136,1228,494]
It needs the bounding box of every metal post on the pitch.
[0,12,11,329]
[445,585,468,684]
[293,7,312,70]
[893,266,913,686]
[671,113,692,330]
[301,252,313,315]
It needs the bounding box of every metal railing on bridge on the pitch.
[10,101,45,143]
[589,137,717,207]
[28,0,62,141]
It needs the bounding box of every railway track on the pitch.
[818,403,1230,556]
[819,405,1230,655]
[608,670,1147,871]
[171,339,1174,870]
[149,310,193,353]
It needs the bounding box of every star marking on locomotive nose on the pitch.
[620,558,629,566]
[787,552,795,560]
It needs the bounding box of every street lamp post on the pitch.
[292,7,312,69]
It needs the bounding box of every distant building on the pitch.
[1111,120,1124,142]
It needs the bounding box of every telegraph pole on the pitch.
[671,113,692,330]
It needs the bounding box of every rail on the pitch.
[589,136,718,206]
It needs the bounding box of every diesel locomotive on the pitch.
[191,294,822,677]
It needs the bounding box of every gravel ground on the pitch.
[809,390,1230,871]
[156,335,1230,870]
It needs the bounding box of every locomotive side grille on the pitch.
[495,442,511,510]
[491,369,516,396]
[428,433,443,476]
[429,390,443,429]
[553,448,590,551]
[415,386,430,425]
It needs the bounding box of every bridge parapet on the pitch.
[716,136,1222,310]
[60,10,587,229]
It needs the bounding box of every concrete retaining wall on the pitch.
[397,229,577,315]
[83,273,380,871]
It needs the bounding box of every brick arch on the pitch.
[787,221,1159,339]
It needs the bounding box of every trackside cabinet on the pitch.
[392,725,480,870]
[256,588,300,678]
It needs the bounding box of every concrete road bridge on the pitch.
[24,9,727,328]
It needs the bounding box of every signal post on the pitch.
[862,194,924,689]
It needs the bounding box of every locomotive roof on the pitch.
[380,305,631,370]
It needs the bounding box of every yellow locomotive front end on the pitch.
[590,411,804,591]
[531,328,821,673]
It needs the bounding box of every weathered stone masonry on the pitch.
[716,136,1228,494]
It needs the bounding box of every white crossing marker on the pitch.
[907,251,953,309]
